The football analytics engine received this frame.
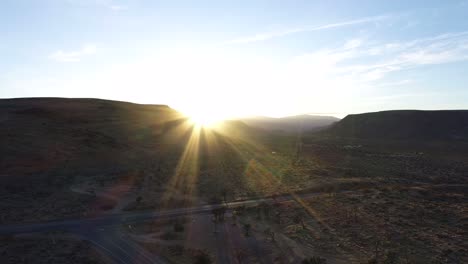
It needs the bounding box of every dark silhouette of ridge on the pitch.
[321,110,468,140]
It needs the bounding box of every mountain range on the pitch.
[239,115,340,133]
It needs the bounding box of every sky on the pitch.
[1,0,468,119]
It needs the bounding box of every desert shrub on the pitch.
[167,245,184,256]
[210,196,222,204]
[244,223,252,236]
[192,249,212,264]
[161,231,177,240]
[302,256,327,264]
[234,205,246,216]
[384,251,399,264]
[99,203,115,210]
[173,221,184,232]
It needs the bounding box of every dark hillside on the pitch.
[0,98,196,222]
[322,110,468,140]
[0,98,295,223]
[0,97,185,175]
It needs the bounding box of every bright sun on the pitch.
[189,114,220,127]
[181,106,228,127]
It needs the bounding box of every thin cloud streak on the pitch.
[66,0,127,11]
[110,5,128,11]
[318,31,468,84]
[223,15,390,45]
[49,44,97,62]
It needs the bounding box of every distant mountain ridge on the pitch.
[322,110,468,140]
[240,114,340,133]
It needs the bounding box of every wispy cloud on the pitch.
[66,0,127,11]
[66,0,111,6]
[49,44,97,62]
[344,38,363,50]
[223,15,390,44]
[292,31,468,86]
[252,30,468,112]
[357,32,468,77]
[110,5,127,11]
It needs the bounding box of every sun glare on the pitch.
[189,114,220,127]
[174,101,231,127]
[181,107,229,127]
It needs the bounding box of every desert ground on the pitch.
[1,99,467,263]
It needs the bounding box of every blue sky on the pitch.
[1,0,468,118]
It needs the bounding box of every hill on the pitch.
[240,114,339,133]
[0,98,202,222]
[322,110,468,140]
[0,98,297,223]
[0,97,186,174]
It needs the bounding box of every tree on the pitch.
[221,188,228,204]
[372,239,382,264]
[264,228,275,242]
[219,206,226,221]
[211,206,227,222]
[234,249,247,264]
[235,206,246,216]
[256,206,262,219]
[232,211,238,225]
[211,216,218,233]
[261,202,272,218]
[173,221,184,232]
[211,206,227,233]
[294,212,306,229]
[384,251,399,264]
[275,211,282,224]
[210,196,222,204]
[243,223,251,237]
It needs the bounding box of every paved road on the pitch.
[0,192,323,235]
[81,230,165,264]
[0,191,326,264]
